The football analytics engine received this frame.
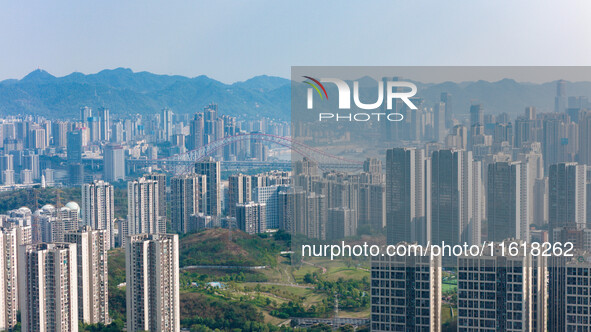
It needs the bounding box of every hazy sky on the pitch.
[1,0,591,83]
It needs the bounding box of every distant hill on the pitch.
[0,68,291,120]
[301,77,591,117]
[4,68,591,121]
[414,78,591,116]
[179,228,285,267]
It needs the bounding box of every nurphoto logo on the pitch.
[304,76,416,121]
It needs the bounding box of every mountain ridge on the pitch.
[0,68,292,120]
[2,68,591,120]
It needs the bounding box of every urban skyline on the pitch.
[0,73,590,330]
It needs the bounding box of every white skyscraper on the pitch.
[98,108,110,142]
[18,243,78,332]
[0,226,31,330]
[161,108,173,142]
[82,180,115,248]
[126,233,180,332]
[127,177,161,247]
[104,144,125,182]
[236,202,266,234]
[253,185,282,229]
[64,227,110,325]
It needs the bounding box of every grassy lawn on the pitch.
[339,308,371,319]
[292,256,369,283]
[292,265,321,283]
[441,282,457,294]
[324,267,368,281]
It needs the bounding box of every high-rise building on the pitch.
[110,122,124,143]
[470,104,484,126]
[0,226,31,330]
[433,102,446,142]
[487,161,530,242]
[64,227,110,325]
[98,108,110,142]
[549,162,587,239]
[88,117,101,142]
[1,169,14,186]
[18,243,78,332]
[358,183,385,232]
[80,106,92,125]
[446,125,468,150]
[303,192,326,240]
[386,148,428,245]
[28,128,46,150]
[20,169,33,184]
[227,174,252,217]
[431,149,482,249]
[362,157,383,184]
[0,154,13,178]
[542,117,576,169]
[278,187,305,234]
[67,129,83,164]
[36,202,81,243]
[170,174,206,234]
[127,177,161,247]
[552,226,591,250]
[69,163,85,186]
[161,108,173,142]
[579,110,591,166]
[195,157,221,216]
[23,153,40,180]
[189,113,204,151]
[253,185,282,229]
[43,168,55,187]
[326,207,355,240]
[104,144,125,182]
[548,250,591,330]
[236,202,266,235]
[370,245,442,331]
[144,172,167,222]
[82,180,115,248]
[126,233,179,332]
[52,121,68,148]
[457,240,546,331]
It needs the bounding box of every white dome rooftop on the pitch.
[65,202,80,212]
[41,204,55,211]
[18,207,31,214]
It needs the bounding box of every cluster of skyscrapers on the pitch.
[364,81,591,331]
[0,178,181,331]
[0,103,289,189]
[1,78,591,330]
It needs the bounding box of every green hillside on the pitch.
[179,228,286,267]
